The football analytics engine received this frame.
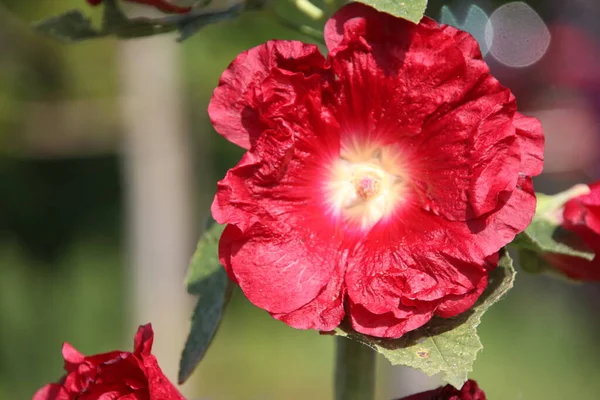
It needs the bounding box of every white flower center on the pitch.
[324,142,407,230]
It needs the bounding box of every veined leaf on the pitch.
[356,0,428,23]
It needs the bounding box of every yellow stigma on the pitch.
[325,142,407,230]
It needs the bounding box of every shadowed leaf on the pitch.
[33,1,261,43]
[511,188,595,275]
[179,222,231,384]
[32,10,104,43]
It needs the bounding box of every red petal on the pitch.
[513,112,545,176]
[32,384,72,400]
[142,354,186,399]
[219,224,240,284]
[61,343,84,371]
[545,253,600,281]
[211,127,297,232]
[208,40,327,150]
[450,176,538,261]
[133,324,154,356]
[270,260,346,331]
[563,182,600,237]
[213,87,345,317]
[345,236,488,337]
[348,301,434,338]
[219,223,342,315]
[555,181,600,281]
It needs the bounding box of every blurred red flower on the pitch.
[210,3,544,338]
[86,0,191,14]
[545,182,600,280]
[33,324,185,400]
[397,380,486,400]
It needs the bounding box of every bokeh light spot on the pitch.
[484,2,551,68]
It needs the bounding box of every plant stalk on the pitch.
[334,336,376,400]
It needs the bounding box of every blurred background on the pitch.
[0,0,599,399]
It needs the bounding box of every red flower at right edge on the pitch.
[545,181,600,280]
[396,380,486,400]
[33,324,185,400]
[210,3,544,338]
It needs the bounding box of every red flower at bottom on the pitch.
[545,181,600,280]
[397,380,486,400]
[33,324,185,400]
[86,0,192,14]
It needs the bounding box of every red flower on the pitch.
[210,3,544,338]
[396,379,486,400]
[545,182,600,280]
[33,324,185,400]
[86,0,192,14]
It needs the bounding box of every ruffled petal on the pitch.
[513,112,545,176]
[345,233,488,336]
[219,223,342,315]
[449,176,537,261]
[208,40,327,149]
[348,301,433,338]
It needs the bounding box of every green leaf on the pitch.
[335,250,516,388]
[356,0,428,23]
[32,1,254,43]
[32,10,104,43]
[175,4,244,42]
[513,220,594,261]
[178,222,232,384]
[511,185,595,263]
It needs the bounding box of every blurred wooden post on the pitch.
[118,34,195,390]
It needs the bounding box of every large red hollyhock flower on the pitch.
[396,379,486,400]
[33,324,185,400]
[86,0,191,14]
[545,182,600,280]
[210,3,544,338]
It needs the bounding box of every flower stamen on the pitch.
[353,173,382,200]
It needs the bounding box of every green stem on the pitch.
[334,337,376,400]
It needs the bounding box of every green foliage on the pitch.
[179,222,232,384]
[335,250,515,388]
[32,10,103,43]
[355,0,428,23]
[511,185,595,274]
[32,0,256,42]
